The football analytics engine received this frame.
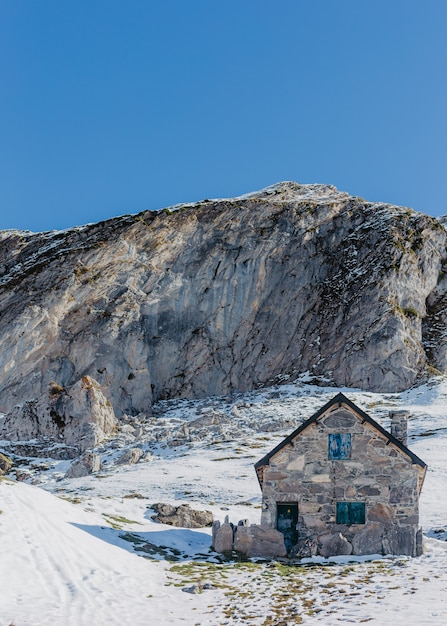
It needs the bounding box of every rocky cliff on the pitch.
[1,182,447,444]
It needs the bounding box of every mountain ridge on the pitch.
[2,181,447,447]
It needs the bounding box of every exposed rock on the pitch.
[188,413,221,429]
[258,419,295,433]
[1,181,447,443]
[0,452,12,474]
[65,451,101,478]
[0,376,117,453]
[317,532,353,558]
[290,536,318,559]
[116,447,143,465]
[151,503,213,528]
[212,517,234,553]
[351,522,384,555]
[182,582,214,594]
[234,525,287,557]
[212,517,287,558]
[1,442,79,460]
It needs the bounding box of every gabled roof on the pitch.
[254,392,427,485]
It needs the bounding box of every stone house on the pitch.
[253,393,426,558]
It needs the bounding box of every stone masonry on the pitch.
[252,393,426,559]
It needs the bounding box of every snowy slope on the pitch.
[1,380,447,625]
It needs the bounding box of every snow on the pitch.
[1,380,447,624]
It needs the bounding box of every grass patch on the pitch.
[165,558,399,623]
[58,495,83,505]
[102,514,141,529]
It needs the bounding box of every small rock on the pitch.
[116,447,143,465]
[65,451,101,478]
[182,584,202,594]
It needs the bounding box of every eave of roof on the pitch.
[254,392,427,484]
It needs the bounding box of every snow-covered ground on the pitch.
[1,380,447,625]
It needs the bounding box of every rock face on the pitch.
[0,376,117,452]
[1,182,447,444]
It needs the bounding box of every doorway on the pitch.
[276,503,298,552]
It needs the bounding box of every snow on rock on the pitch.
[1,182,447,448]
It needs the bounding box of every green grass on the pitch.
[165,558,399,624]
[102,514,141,529]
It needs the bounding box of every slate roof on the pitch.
[254,392,427,486]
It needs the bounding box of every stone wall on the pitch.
[259,405,424,558]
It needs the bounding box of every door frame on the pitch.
[276,502,298,552]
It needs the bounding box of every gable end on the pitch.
[254,393,427,487]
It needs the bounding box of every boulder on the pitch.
[212,517,234,553]
[116,447,143,465]
[65,451,101,478]
[151,503,213,528]
[58,376,118,451]
[0,376,117,454]
[0,452,12,475]
[234,525,287,558]
[317,532,353,558]
[352,523,384,555]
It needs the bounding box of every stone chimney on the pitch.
[389,410,409,447]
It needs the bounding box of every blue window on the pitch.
[328,433,351,459]
[336,502,366,525]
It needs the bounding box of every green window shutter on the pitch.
[350,502,365,524]
[336,502,365,524]
[336,502,350,524]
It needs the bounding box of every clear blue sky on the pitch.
[1,0,446,231]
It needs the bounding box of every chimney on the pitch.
[389,410,409,447]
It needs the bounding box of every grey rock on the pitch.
[116,447,143,465]
[233,525,287,557]
[182,584,202,594]
[1,442,79,459]
[351,523,384,555]
[1,181,447,447]
[0,376,117,453]
[65,451,101,478]
[212,519,234,553]
[188,413,220,429]
[317,532,353,558]
[151,503,213,528]
[0,452,12,474]
[152,502,176,517]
